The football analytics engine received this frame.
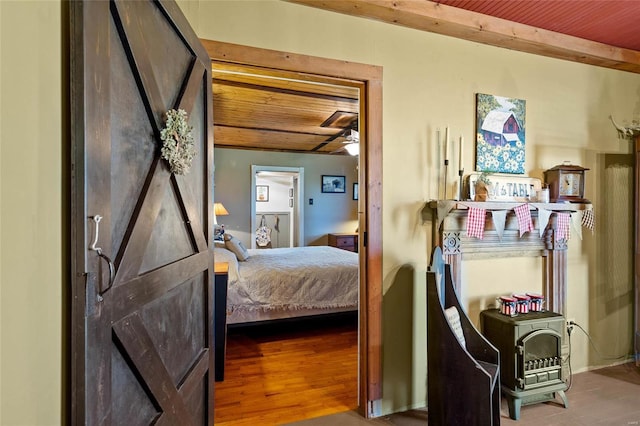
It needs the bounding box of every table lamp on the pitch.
[214,202,229,239]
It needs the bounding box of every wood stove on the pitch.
[480,309,569,420]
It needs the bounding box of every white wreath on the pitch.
[160,108,196,175]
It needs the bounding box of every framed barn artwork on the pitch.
[475,93,526,174]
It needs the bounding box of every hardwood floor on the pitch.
[288,362,640,425]
[214,312,640,426]
[214,313,358,426]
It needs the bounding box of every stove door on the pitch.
[517,329,563,390]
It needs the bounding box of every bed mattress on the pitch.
[214,245,359,324]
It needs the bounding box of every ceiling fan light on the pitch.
[345,142,360,156]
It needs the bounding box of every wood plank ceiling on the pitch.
[213,62,359,155]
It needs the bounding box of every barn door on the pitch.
[70,1,214,424]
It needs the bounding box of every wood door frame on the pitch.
[201,39,383,416]
[635,136,640,365]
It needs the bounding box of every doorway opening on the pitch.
[251,166,304,249]
[212,71,361,423]
[203,39,383,419]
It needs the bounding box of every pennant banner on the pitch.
[466,207,487,239]
[514,203,534,237]
[537,207,552,238]
[491,210,508,241]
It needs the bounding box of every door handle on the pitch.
[89,215,115,298]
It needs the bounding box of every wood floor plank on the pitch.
[214,314,358,425]
[286,362,640,425]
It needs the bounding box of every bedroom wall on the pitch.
[214,147,359,247]
[185,0,640,416]
[1,1,639,424]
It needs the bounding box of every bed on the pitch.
[214,244,359,325]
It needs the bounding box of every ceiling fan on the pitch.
[331,129,360,156]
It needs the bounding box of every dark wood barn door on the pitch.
[70,1,214,424]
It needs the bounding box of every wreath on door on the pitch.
[160,108,196,175]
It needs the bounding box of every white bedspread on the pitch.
[214,246,358,323]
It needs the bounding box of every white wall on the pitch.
[255,175,292,214]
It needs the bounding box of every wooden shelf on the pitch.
[428,200,593,212]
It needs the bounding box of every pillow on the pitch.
[224,233,250,261]
[213,247,239,282]
[444,306,466,348]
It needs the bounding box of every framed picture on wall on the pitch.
[353,183,358,200]
[256,185,269,202]
[321,175,346,193]
[475,93,526,174]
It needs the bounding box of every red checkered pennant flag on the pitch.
[514,203,534,237]
[466,206,486,239]
[556,212,571,240]
[581,209,595,233]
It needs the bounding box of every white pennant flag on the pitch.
[571,211,583,240]
[538,207,552,238]
[491,210,508,241]
[437,200,457,229]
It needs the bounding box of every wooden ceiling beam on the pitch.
[212,62,361,98]
[286,0,640,74]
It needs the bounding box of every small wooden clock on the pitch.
[544,163,589,203]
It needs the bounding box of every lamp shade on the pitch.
[214,202,229,216]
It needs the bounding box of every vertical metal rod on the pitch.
[436,128,441,199]
[443,160,449,199]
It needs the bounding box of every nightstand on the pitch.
[214,262,228,382]
[328,233,358,252]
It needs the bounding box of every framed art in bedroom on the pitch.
[256,185,269,202]
[322,175,346,193]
